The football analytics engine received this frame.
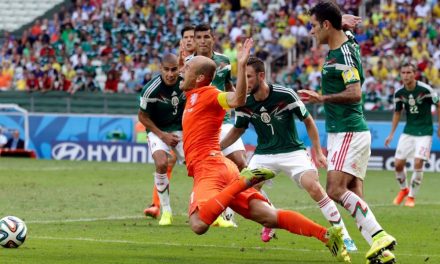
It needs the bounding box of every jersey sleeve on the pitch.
[340,43,362,86]
[393,91,403,112]
[234,107,251,129]
[286,89,309,121]
[139,77,159,113]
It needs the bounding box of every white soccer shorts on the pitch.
[248,150,317,189]
[327,131,371,180]
[220,123,245,156]
[395,133,432,161]
[147,131,185,162]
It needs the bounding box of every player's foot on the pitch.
[325,226,351,263]
[240,167,275,187]
[392,188,409,205]
[211,215,237,227]
[261,227,276,242]
[366,250,396,264]
[404,196,415,207]
[158,211,172,226]
[143,204,160,219]
[343,238,358,252]
[366,231,396,261]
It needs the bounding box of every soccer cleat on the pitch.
[158,211,172,226]
[325,226,351,263]
[366,231,396,260]
[366,250,396,264]
[392,188,409,205]
[261,227,276,242]
[144,205,160,219]
[343,238,358,252]
[240,167,275,187]
[404,197,415,207]
[211,215,237,228]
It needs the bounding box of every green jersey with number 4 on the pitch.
[139,75,186,132]
[394,81,439,136]
[235,84,308,155]
[321,34,369,133]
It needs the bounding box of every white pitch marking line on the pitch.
[31,236,439,258]
[27,202,440,224]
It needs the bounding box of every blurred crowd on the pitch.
[0,0,438,111]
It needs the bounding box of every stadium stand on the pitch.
[0,0,438,115]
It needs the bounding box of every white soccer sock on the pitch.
[340,191,382,237]
[318,195,351,240]
[395,170,407,189]
[409,171,423,198]
[357,222,372,245]
[154,172,171,213]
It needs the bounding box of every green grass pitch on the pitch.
[0,158,439,263]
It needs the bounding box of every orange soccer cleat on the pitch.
[404,197,415,207]
[392,188,409,205]
[144,204,160,219]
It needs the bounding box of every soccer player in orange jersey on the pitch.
[179,38,350,262]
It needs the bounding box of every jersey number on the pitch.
[409,105,418,114]
[331,151,338,165]
[266,124,274,135]
[173,107,178,115]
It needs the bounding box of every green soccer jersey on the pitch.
[394,81,439,136]
[235,84,308,155]
[321,35,369,133]
[139,75,186,132]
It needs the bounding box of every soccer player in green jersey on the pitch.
[220,56,357,251]
[385,62,440,207]
[186,23,247,227]
[298,1,396,263]
[178,25,195,69]
[138,54,186,226]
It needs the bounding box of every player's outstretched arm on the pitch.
[220,126,246,151]
[225,38,253,108]
[298,82,362,104]
[385,111,402,147]
[138,110,179,147]
[303,116,327,168]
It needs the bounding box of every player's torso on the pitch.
[140,76,186,131]
[321,40,368,133]
[211,52,231,92]
[182,87,225,166]
[238,85,305,154]
[396,82,434,136]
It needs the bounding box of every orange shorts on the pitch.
[188,154,266,220]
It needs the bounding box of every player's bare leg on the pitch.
[327,171,396,261]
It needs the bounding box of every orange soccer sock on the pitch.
[277,210,328,243]
[198,179,247,225]
[166,165,173,179]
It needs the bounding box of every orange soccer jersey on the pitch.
[182,86,227,174]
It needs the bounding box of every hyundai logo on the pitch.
[52,142,85,160]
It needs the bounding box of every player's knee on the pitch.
[249,200,277,227]
[189,215,209,235]
[326,185,343,202]
[155,160,168,173]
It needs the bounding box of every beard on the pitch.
[249,81,260,95]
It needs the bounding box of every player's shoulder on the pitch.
[140,75,162,96]
[212,51,230,63]
[417,81,435,93]
[271,83,300,101]
[394,85,405,96]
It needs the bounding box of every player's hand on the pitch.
[342,14,362,30]
[315,151,328,169]
[384,135,393,148]
[237,38,254,66]
[298,89,323,104]
[161,132,180,147]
